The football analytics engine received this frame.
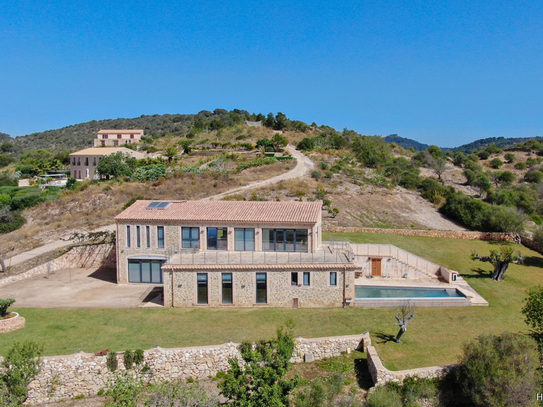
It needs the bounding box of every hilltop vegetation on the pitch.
[3,109,543,256]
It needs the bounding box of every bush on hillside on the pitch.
[452,332,539,407]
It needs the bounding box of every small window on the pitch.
[85,157,89,166]
[104,134,108,139]
[136,226,141,248]
[197,273,208,304]
[77,158,81,166]
[117,134,122,139]
[330,272,337,286]
[130,134,134,139]
[72,157,75,165]
[126,226,131,248]
[146,226,150,248]
[303,272,310,286]
[157,226,164,248]
[291,272,298,286]
[93,157,97,166]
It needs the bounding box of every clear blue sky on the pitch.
[2,0,542,147]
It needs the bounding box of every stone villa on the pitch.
[115,200,471,308]
[69,147,145,180]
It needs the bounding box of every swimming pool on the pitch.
[355,285,466,299]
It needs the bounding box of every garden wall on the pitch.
[366,345,455,386]
[0,244,115,289]
[21,333,368,404]
[323,225,515,242]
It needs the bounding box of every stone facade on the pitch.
[163,267,355,308]
[0,244,115,289]
[0,313,25,333]
[19,333,368,404]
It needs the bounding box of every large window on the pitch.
[330,272,337,286]
[222,273,233,304]
[291,272,298,286]
[207,227,227,250]
[182,227,200,249]
[235,228,255,251]
[197,273,208,304]
[157,226,164,248]
[263,229,308,252]
[128,259,164,283]
[256,273,267,304]
[303,272,311,286]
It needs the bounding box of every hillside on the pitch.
[4,109,252,156]
[383,134,429,151]
[449,136,543,154]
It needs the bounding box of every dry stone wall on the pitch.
[0,244,115,289]
[21,333,368,404]
[366,345,454,385]
[324,226,515,242]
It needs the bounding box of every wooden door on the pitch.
[371,258,382,277]
[292,298,299,308]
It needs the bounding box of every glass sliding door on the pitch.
[197,273,208,304]
[262,229,309,252]
[256,273,267,304]
[128,259,164,284]
[234,228,255,251]
[222,273,233,304]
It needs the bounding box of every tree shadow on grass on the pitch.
[521,256,543,269]
[458,268,492,279]
[374,331,396,344]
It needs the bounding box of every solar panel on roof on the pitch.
[146,201,171,210]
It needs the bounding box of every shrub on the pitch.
[11,192,44,211]
[146,382,217,406]
[106,351,118,372]
[104,370,142,407]
[365,385,402,407]
[131,165,166,182]
[319,161,329,170]
[311,171,322,181]
[453,332,539,407]
[477,150,490,160]
[524,169,543,183]
[489,158,503,169]
[297,137,315,151]
[505,152,515,163]
[0,299,15,317]
[0,341,43,405]
[0,208,25,234]
[514,161,527,170]
[236,157,277,172]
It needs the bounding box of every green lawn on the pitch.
[3,232,543,372]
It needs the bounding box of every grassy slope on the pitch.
[4,233,542,371]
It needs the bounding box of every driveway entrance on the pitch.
[0,267,163,308]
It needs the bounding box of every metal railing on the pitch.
[165,243,354,266]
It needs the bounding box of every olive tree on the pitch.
[471,245,523,281]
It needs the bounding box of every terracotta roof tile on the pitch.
[97,129,144,134]
[115,200,322,224]
[161,263,356,270]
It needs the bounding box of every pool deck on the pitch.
[353,274,488,307]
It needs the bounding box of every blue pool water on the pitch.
[355,286,466,299]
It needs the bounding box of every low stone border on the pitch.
[366,344,455,385]
[0,312,26,333]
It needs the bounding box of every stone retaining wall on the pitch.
[0,244,115,289]
[0,313,25,333]
[366,345,454,386]
[21,333,369,404]
[323,226,515,242]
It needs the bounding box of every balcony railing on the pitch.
[164,242,354,266]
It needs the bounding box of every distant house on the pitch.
[69,147,145,180]
[93,129,144,147]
